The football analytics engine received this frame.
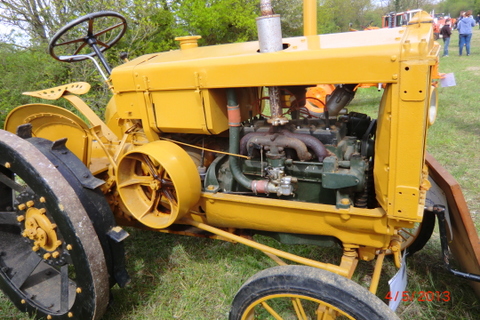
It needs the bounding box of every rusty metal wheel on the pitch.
[230,265,399,320]
[0,130,109,320]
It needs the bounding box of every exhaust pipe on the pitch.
[256,0,287,126]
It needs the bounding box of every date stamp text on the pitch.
[385,291,451,302]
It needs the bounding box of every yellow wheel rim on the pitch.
[242,293,355,320]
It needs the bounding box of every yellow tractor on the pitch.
[1,1,479,319]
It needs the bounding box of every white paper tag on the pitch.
[388,251,408,311]
[440,73,456,87]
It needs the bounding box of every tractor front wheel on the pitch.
[229,265,399,320]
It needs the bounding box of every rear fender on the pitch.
[4,104,92,165]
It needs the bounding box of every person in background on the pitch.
[457,10,476,56]
[477,13,480,28]
[440,19,452,57]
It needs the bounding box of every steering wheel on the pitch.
[49,11,127,63]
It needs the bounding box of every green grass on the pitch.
[2,30,480,320]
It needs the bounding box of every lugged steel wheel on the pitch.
[229,265,399,320]
[0,130,109,320]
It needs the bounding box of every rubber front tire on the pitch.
[229,265,399,320]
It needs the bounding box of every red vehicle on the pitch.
[382,9,422,28]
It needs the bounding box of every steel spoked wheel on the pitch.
[0,130,109,320]
[116,141,201,229]
[229,265,399,320]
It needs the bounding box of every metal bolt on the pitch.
[39,197,46,203]
[38,208,46,214]
[17,215,25,222]
[43,253,51,260]
[18,204,26,211]
[5,162,11,168]
[76,287,82,294]
[68,312,74,318]
[47,315,52,320]
[52,251,60,259]
[20,299,26,304]
[32,245,40,252]
[66,244,73,250]
[26,200,34,207]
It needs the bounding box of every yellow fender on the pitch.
[22,81,118,142]
[4,104,92,165]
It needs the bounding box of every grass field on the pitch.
[1,29,480,320]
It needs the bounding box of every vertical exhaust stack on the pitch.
[257,0,283,53]
[256,0,288,126]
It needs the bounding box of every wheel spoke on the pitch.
[0,212,20,226]
[94,22,125,38]
[11,251,42,288]
[400,228,415,238]
[88,18,94,35]
[138,190,159,219]
[73,42,89,55]
[291,297,308,320]
[60,264,69,313]
[54,37,86,47]
[261,301,284,320]
[96,39,110,49]
[398,233,408,241]
[0,171,26,193]
[160,178,174,188]
[162,188,177,207]
[118,175,153,188]
[142,155,159,179]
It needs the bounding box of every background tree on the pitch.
[172,0,258,46]
[1,0,449,121]
[437,0,476,18]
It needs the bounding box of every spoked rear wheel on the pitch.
[229,265,399,320]
[0,130,109,320]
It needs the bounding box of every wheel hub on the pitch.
[22,206,61,252]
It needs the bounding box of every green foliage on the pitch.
[438,0,475,18]
[172,0,259,45]
[0,43,71,128]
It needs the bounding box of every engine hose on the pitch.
[227,89,262,191]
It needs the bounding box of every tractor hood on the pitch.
[110,14,438,94]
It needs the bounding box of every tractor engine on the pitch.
[204,106,376,209]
